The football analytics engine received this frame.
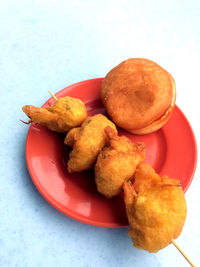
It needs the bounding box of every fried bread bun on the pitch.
[101,58,176,134]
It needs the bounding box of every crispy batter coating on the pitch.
[22,96,87,133]
[64,114,117,173]
[123,163,187,253]
[95,127,145,198]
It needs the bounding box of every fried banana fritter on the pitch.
[22,96,87,133]
[64,114,117,173]
[123,163,187,253]
[95,127,145,198]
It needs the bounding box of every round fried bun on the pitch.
[101,58,176,134]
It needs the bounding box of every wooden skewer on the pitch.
[171,239,196,267]
[48,90,58,101]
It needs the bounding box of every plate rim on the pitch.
[173,105,198,193]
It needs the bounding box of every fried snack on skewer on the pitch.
[22,96,87,133]
[95,127,145,198]
[123,163,187,253]
[64,114,117,173]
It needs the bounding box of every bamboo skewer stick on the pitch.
[48,90,58,101]
[171,239,196,267]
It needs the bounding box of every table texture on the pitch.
[0,1,200,266]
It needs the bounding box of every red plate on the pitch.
[25,78,197,228]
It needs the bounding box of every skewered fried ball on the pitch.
[64,114,117,173]
[22,96,87,133]
[95,127,145,198]
[123,162,187,253]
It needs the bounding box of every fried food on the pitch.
[101,58,176,134]
[64,114,117,173]
[22,96,87,133]
[95,127,145,198]
[123,163,187,253]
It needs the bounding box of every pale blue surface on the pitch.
[0,1,200,266]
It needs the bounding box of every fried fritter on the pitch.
[95,127,145,198]
[64,114,117,173]
[123,163,187,253]
[22,96,87,133]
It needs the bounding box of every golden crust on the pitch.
[123,163,187,253]
[101,58,176,134]
[22,96,87,133]
[95,127,145,198]
[64,114,117,173]
[129,75,176,134]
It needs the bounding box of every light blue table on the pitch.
[1,1,200,266]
